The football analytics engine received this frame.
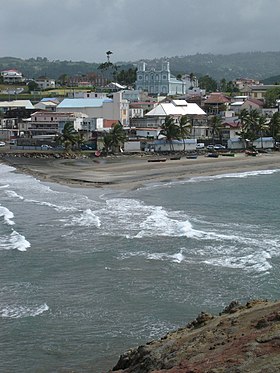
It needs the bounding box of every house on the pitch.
[203,93,230,115]
[181,74,199,90]
[234,78,260,91]
[241,98,264,112]
[34,98,59,111]
[35,77,56,90]
[1,69,24,83]
[28,111,103,140]
[136,61,186,95]
[56,91,129,125]
[146,100,206,118]
[130,99,206,137]
[240,84,276,100]
[0,100,35,121]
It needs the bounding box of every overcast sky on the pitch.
[1,0,279,63]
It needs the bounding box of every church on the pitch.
[136,61,186,96]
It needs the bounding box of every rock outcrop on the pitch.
[110,300,280,373]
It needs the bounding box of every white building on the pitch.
[136,61,186,95]
[1,69,23,83]
[56,91,129,126]
[35,78,56,90]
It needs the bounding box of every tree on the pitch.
[209,115,223,144]
[264,86,280,107]
[178,115,192,152]
[189,72,196,88]
[110,122,126,152]
[220,78,227,92]
[27,80,39,93]
[102,132,113,156]
[117,67,137,86]
[58,74,68,86]
[159,116,180,152]
[198,75,217,92]
[102,122,126,155]
[268,112,280,141]
[56,122,79,151]
[106,51,113,63]
[238,109,268,147]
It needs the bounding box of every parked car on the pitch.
[41,144,52,150]
[80,144,93,150]
[207,144,226,150]
[0,141,6,147]
[196,143,205,149]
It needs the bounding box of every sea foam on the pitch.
[0,231,31,252]
[67,209,101,227]
[0,303,49,318]
[0,205,15,225]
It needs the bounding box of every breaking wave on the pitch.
[0,303,49,318]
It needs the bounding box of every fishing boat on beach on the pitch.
[186,154,198,159]
[245,150,258,156]
[147,158,167,162]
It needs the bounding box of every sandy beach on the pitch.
[1,151,280,190]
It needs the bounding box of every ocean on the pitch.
[1,162,280,372]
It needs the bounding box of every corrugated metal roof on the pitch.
[146,102,206,116]
[57,98,112,109]
[0,100,34,109]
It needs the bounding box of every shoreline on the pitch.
[1,151,280,190]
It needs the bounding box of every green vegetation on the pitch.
[102,122,127,155]
[159,115,192,153]
[264,86,280,107]
[1,51,280,83]
[238,109,280,146]
[55,122,81,151]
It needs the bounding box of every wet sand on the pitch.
[1,151,280,190]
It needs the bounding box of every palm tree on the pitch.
[106,50,113,63]
[110,122,126,152]
[102,132,113,156]
[210,115,223,145]
[268,112,280,141]
[189,72,195,88]
[102,122,126,155]
[178,115,192,153]
[159,116,180,152]
[238,109,268,148]
[256,114,269,149]
[56,122,79,151]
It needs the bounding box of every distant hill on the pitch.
[1,51,280,81]
[139,51,280,81]
[262,75,280,84]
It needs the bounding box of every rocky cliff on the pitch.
[109,300,280,373]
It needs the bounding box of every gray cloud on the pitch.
[0,0,279,63]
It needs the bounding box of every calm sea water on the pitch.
[1,162,280,372]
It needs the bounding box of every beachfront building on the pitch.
[28,111,102,139]
[136,61,186,95]
[144,99,206,126]
[129,99,208,140]
[57,91,129,126]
